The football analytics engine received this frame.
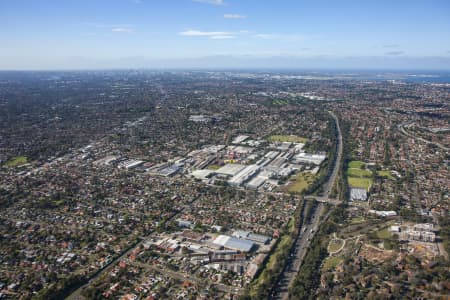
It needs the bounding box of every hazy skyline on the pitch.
[1,0,450,70]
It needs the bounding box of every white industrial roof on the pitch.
[212,234,255,252]
[215,164,246,176]
[190,169,214,180]
[213,235,230,246]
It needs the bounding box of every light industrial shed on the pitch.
[212,235,255,252]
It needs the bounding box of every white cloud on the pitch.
[210,35,236,39]
[224,14,246,19]
[179,30,233,38]
[254,33,305,41]
[112,27,134,33]
[193,0,224,5]
[254,34,274,39]
[179,29,306,41]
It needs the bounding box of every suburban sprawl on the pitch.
[0,70,449,299]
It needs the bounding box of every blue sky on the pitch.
[1,0,450,69]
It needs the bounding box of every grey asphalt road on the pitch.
[271,111,343,300]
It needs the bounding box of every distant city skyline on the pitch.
[1,0,450,70]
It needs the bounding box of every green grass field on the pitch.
[348,177,372,190]
[53,199,65,206]
[347,168,372,178]
[377,170,394,179]
[323,256,342,271]
[347,161,372,190]
[348,160,365,169]
[287,217,295,232]
[328,239,344,253]
[268,135,308,143]
[377,228,392,239]
[5,156,28,167]
[350,216,365,224]
[272,99,289,105]
[207,164,221,170]
[286,172,315,193]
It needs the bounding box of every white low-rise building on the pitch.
[350,188,368,201]
[294,152,326,165]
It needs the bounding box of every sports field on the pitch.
[268,135,308,143]
[5,156,28,167]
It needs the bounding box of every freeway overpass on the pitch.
[271,110,343,300]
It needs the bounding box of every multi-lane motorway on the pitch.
[270,202,325,300]
[271,111,343,300]
[67,111,343,300]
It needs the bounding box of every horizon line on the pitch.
[1,67,450,72]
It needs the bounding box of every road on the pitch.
[131,261,244,295]
[304,111,343,205]
[271,110,343,300]
[431,212,449,260]
[400,124,449,260]
[66,210,183,300]
[67,111,343,300]
[399,123,449,151]
[321,110,344,203]
[66,242,140,300]
[270,203,325,300]
[66,188,247,299]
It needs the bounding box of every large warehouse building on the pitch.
[212,235,255,252]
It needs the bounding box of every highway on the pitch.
[271,110,343,300]
[270,202,325,300]
[322,111,344,201]
[67,111,343,300]
[399,123,449,151]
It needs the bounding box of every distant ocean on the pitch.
[339,73,450,83]
[276,70,450,84]
[402,74,450,83]
[366,71,450,84]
